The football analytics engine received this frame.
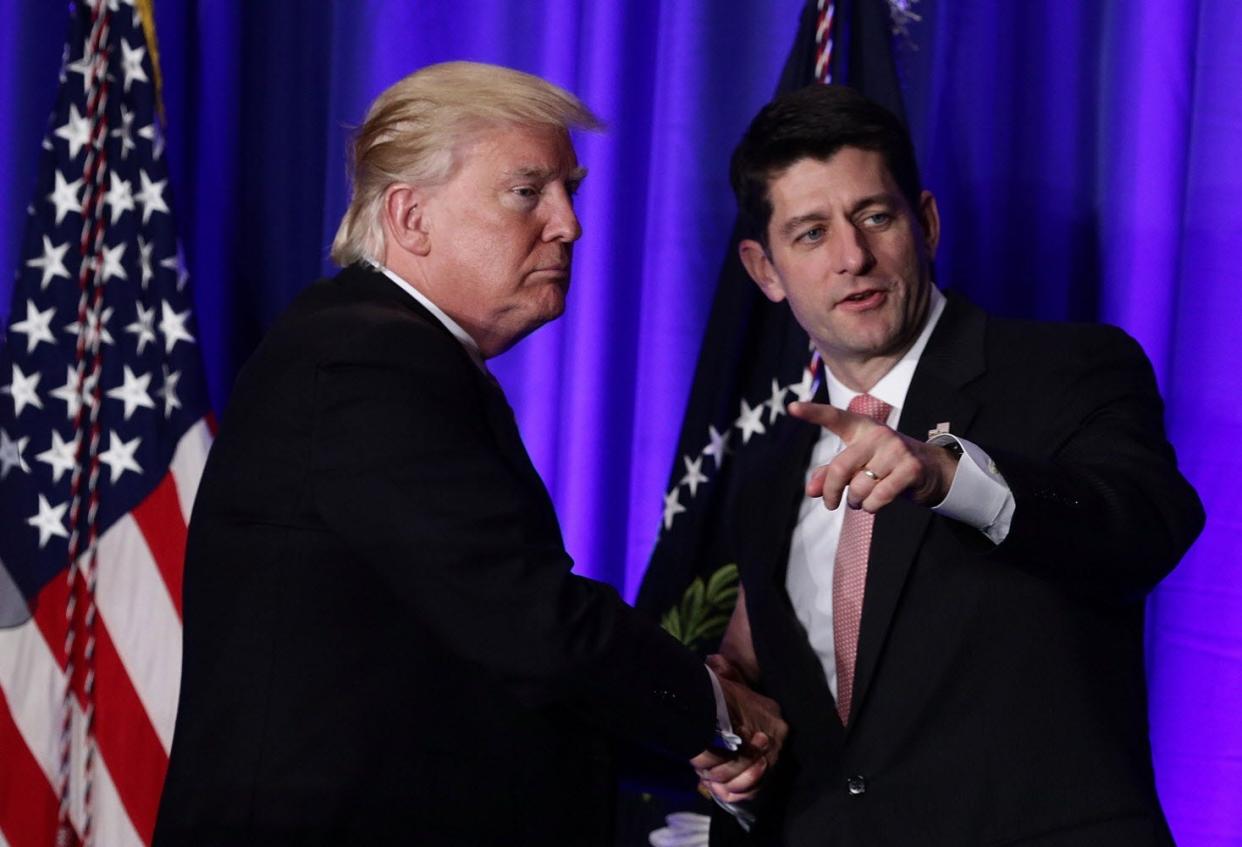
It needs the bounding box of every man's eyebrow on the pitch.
[848,192,898,214]
[777,193,899,237]
[506,165,589,183]
[778,211,828,239]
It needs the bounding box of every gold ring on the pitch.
[861,468,879,481]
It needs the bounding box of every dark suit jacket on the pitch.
[154,264,716,846]
[712,295,1203,847]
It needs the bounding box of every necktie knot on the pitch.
[848,393,892,424]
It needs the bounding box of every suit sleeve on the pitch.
[307,339,716,758]
[985,327,1204,599]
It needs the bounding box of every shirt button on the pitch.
[847,775,867,796]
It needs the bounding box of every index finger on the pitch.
[789,401,862,442]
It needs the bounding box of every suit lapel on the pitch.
[740,382,851,750]
[849,295,987,725]
[748,419,820,588]
[478,375,554,502]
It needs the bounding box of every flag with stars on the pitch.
[0,2,211,845]
[636,0,908,648]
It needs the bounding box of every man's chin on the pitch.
[539,289,568,323]
[501,304,566,353]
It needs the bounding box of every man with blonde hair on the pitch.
[154,62,784,846]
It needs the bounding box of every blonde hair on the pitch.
[330,61,601,267]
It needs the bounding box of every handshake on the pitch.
[691,653,787,804]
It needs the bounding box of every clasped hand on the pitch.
[789,401,958,512]
[690,656,786,804]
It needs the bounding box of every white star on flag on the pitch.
[159,300,195,352]
[100,241,127,282]
[125,301,157,354]
[2,363,44,417]
[9,301,58,353]
[65,304,115,348]
[47,170,83,224]
[679,454,709,498]
[36,429,79,484]
[65,48,95,83]
[112,103,137,159]
[792,367,816,402]
[735,398,767,444]
[137,234,155,288]
[27,494,70,548]
[0,428,31,479]
[161,245,189,291]
[50,365,95,420]
[105,174,135,222]
[138,120,163,159]
[98,429,143,483]
[702,424,731,470]
[158,366,182,417]
[105,365,155,420]
[119,38,149,92]
[766,378,788,423]
[135,169,169,224]
[662,486,687,531]
[53,103,93,161]
[26,235,71,289]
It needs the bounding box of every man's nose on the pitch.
[543,186,581,243]
[831,224,874,275]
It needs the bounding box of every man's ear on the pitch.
[738,239,786,303]
[917,189,940,259]
[381,184,431,257]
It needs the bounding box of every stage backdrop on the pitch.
[1,1,1238,844]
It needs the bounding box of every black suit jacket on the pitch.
[713,295,1203,847]
[154,264,716,846]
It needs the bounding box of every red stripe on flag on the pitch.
[131,474,187,617]
[84,616,169,844]
[32,570,70,668]
[0,686,60,847]
[28,570,169,843]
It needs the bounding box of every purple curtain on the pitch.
[1,1,1238,842]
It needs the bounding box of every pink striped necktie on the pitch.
[833,393,893,725]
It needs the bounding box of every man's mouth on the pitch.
[837,289,887,310]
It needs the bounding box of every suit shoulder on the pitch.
[268,269,471,373]
[983,314,1150,372]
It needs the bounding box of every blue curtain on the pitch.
[1,1,1238,843]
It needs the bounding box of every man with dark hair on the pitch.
[699,84,1203,846]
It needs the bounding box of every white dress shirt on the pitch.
[785,287,1015,699]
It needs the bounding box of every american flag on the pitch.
[0,1,211,845]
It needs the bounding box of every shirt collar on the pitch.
[824,285,947,422]
[371,262,489,374]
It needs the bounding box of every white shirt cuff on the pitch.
[706,667,742,751]
[704,668,752,831]
[928,434,1014,544]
